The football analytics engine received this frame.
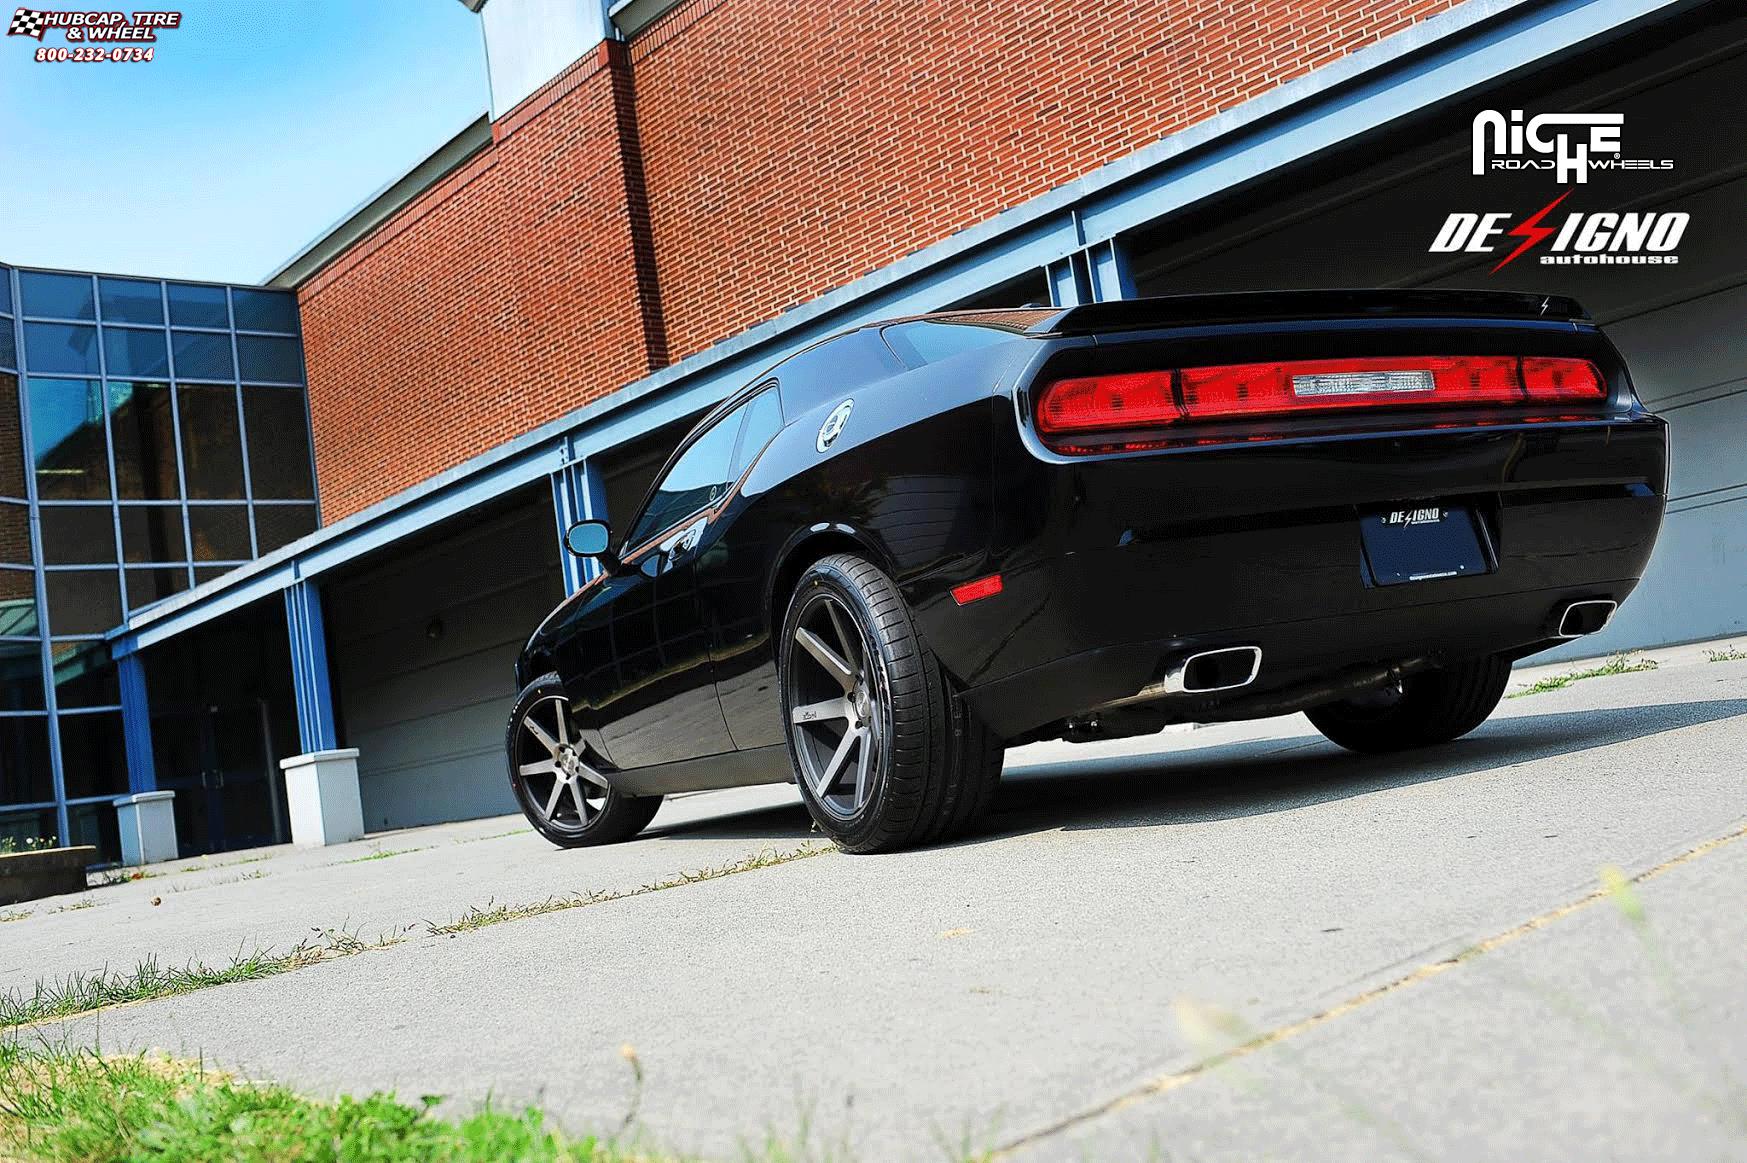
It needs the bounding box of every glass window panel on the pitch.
[26,378,110,500]
[166,283,228,328]
[60,710,127,800]
[0,568,39,636]
[39,505,115,565]
[0,502,31,567]
[120,505,184,563]
[253,504,317,554]
[193,565,234,586]
[0,641,44,712]
[231,289,298,334]
[0,267,11,313]
[23,322,100,375]
[170,330,234,380]
[98,277,164,325]
[19,271,94,320]
[125,566,188,611]
[188,505,250,560]
[66,798,121,863]
[627,407,745,546]
[0,807,57,848]
[109,380,179,501]
[102,327,169,377]
[43,569,121,636]
[730,389,782,478]
[0,320,14,371]
[52,640,118,708]
[241,388,313,499]
[177,386,244,499]
[236,335,303,383]
[0,723,53,809]
[0,374,23,496]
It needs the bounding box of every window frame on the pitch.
[621,383,783,555]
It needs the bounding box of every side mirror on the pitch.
[563,520,612,558]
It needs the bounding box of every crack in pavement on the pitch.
[6,842,833,1031]
[990,818,1747,1157]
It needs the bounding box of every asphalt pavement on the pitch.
[11,643,1747,1160]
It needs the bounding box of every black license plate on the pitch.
[1360,504,1492,586]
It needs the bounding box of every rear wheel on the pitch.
[779,554,1003,853]
[1307,655,1511,754]
[506,674,663,847]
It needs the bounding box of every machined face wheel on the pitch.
[784,591,888,821]
[513,694,612,832]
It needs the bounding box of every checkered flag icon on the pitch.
[8,8,47,38]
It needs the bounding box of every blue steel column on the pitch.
[1087,237,1136,302]
[116,648,157,794]
[284,580,338,753]
[1046,254,1090,307]
[551,457,608,594]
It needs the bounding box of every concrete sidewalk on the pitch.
[4,642,1742,1158]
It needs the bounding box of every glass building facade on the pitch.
[0,263,316,860]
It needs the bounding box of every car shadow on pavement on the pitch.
[637,698,1747,846]
[973,697,1747,841]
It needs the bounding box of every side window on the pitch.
[626,406,746,548]
[729,387,783,478]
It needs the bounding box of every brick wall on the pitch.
[298,0,1458,519]
[297,45,662,523]
[630,0,1461,360]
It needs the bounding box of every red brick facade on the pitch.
[299,0,1459,522]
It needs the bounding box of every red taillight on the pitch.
[951,574,1003,605]
[1035,356,1606,443]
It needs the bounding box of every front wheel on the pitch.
[779,554,1003,854]
[1307,655,1512,754]
[506,674,663,847]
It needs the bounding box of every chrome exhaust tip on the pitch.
[1557,599,1617,639]
[1166,645,1264,695]
[1094,645,1263,711]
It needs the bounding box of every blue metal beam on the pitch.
[117,653,156,794]
[284,580,338,754]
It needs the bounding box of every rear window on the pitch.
[881,321,1015,367]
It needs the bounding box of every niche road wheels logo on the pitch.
[1471,109,1672,184]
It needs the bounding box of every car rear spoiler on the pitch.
[1031,289,1593,336]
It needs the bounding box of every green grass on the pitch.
[1508,652,1659,698]
[0,1041,643,1162]
[1705,645,1747,663]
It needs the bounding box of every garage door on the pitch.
[326,490,563,831]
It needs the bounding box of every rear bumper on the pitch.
[952,416,1667,740]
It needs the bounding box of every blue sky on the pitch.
[0,0,488,284]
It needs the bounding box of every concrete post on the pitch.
[113,790,179,867]
[280,748,365,847]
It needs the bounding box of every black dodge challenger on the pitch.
[508,289,1667,852]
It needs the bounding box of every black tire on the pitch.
[1307,655,1512,754]
[778,553,1003,853]
[506,673,663,847]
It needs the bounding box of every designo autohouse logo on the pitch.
[1471,109,1672,184]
